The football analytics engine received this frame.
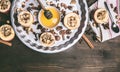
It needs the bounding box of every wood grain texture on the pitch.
[0,35,120,72]
[0,0,120,72]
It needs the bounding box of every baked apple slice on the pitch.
[0,0,11,13]
[64,12,80,30]
[17,11,34,27]
[0,24,15,41]
[94,8,109,24]
[40,32,55,47]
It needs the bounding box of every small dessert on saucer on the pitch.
[94,8,109,24]
[0,24,15,41]
[40,32,55,47]
[38,6,60,28]
[17,11,34,27]
[0,0,11,13]
[64,12,80,30]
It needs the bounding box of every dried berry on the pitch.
[29,3,34,6]
[31,7,40,10]
[66,29,71,34]
[33,21,39,25]
[16,8,23,13]
[116,20,120,24]
[41,28,48,32]
[50,4,56,7]
[34,11,38,16]
[59,30,66,40]
[56,26,63,31]
[55,36,61,41]
[37,24,42,29]
[66,36,70,39]
[110,3,113,8]
[56,3,60,10]
[56,0,59,2]
[61,3,67,9]
[113,7,118,14]
[27,7,32,12]
[22,2,25,8]
[50,30,56,35]
[68,6,73,10]
[73,10,79,15]
[61,3,65,7]
[61,9,66,16]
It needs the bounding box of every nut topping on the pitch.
[67,16,77,27]
[64,13,80,30]
[97,10,106,20]
[18,11,34,27]
[0,24,15,41]
[94,8,109,24]
[40,32,55,47]
[0,0,11,13]
[1,26,11,37]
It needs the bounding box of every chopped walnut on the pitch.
[41,33,54,44]
[67,16,77,27]
[97,10,106,20]
[20,13,30,23]
[1,26,12,37]
[0,0,9,11]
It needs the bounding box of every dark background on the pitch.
[0,0,120,72]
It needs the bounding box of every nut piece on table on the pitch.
[17,11,34,27]
[0,24,15,41]
[64,12,80,30]
[0,0,11,13]
[40,32,55,47]
[94,8,109,24]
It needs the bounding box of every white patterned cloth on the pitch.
[89,0,120,42]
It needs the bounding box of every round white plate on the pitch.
[11,0,88,53]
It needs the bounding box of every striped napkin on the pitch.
[89,0,120,42]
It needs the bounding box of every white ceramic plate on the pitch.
[11,0,88,53]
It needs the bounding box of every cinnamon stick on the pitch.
[82,34,94,49]
[0,40,12,46]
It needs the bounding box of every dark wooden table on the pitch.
[0,0,120,72]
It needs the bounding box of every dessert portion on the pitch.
[0,0,11,13]
[94,8,109,24]
[0,24,15,41]
[17,11,34,27]
[64,12,80,30]
[40,32,55,47]
[38,6,60,28]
